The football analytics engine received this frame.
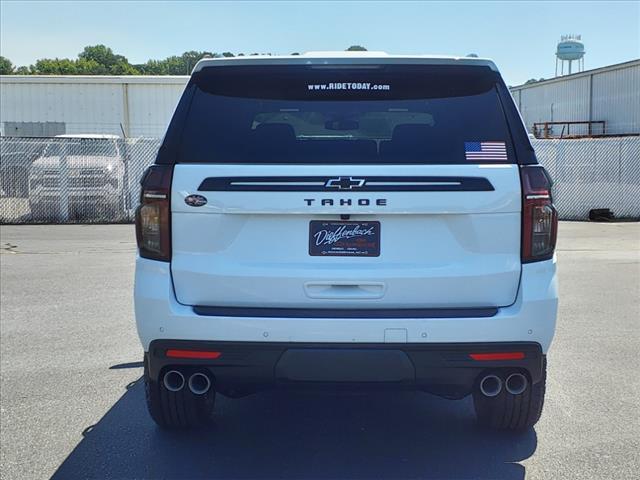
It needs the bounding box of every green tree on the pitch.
[33,58,78,74]
[181,50,215,74]
[137,59,165,75]
[164,55,187,75]
[0,56,14,74]
[18,45,140,75]
[78,44,139,74]
[79,45,120,69]
[346,45,367,51]
[75,58,102,74]
[136,50,217,75]
[110,60,139,75]
[10,46,306,76]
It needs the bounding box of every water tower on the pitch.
[556,35,585,76]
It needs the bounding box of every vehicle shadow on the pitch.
[52,378,536,479]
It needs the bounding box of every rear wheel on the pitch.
[473,358,547,430]
[144,356,216,429]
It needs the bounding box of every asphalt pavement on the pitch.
[0,222,639,479]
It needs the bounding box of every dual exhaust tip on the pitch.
[163,370,211,395]
[479,373,528,397]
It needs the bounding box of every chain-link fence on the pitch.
[1,136,639,223]
[533,137,640,220]
[0,137,159,223]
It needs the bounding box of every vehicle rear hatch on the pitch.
[167,62,523,309]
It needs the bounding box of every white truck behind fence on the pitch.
[0,136,638,223]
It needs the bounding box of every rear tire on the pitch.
[144,356,216,429]
[473,358,547,430]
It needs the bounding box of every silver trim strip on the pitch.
[366,181,461,186]
[231,181,325,186]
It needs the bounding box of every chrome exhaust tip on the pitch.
[505,373,528,395]
[188,372,211,395]
[479,374,503,397]
[163,370,185,392]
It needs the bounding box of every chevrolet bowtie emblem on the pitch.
[325,177,366,190]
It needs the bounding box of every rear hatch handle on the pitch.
[304,281,386,300]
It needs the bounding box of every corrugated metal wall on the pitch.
[520,76,591,135]
[591,64,640,135]
[510,60,640,136]
[127,83,188,137]
[0,76,189,138]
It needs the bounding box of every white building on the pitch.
[0,75,189,138]
[509,59,640,137]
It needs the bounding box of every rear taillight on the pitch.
[135,165,173,261]
[520,165,558,263]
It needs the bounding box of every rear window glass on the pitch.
[175,64,515,164]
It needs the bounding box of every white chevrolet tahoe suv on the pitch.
[134,53,558,430]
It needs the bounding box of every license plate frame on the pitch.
[308,221,380,257]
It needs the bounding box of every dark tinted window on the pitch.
[174,65,515,164]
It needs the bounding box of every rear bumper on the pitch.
[134,256,558,352]
[146,340,545,399]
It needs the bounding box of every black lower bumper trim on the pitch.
[192,306,498,319]
[146,340,544,400]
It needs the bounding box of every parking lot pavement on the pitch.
[0,222,638,480]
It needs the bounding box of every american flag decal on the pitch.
[464,141,507,161]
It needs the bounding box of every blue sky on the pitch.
[1,0,638,85]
